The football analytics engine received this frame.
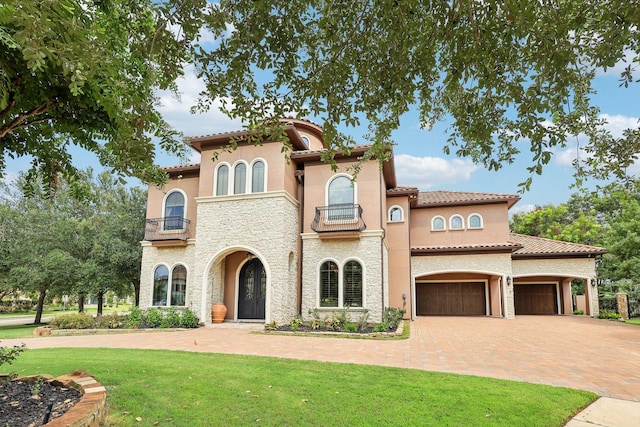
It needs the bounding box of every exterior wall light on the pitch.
[591,278,597,287]
[506,276,512,286]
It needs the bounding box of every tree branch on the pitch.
[0,102,55,139]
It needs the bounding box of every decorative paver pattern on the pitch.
[5,316,639,401]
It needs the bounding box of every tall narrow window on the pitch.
[216,165,229,196]
[328,175,354,220]
[252,161,265,193]
[164,192,185,230]
[343,261,363,307]
[234,163,246,194]
[153,265,169,306]
[319,261,339,307]
[170,265,187,306]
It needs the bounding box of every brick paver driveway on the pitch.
[3,316,639,401]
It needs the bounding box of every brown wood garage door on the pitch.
[514,284,557,314]
[416,282,486,315]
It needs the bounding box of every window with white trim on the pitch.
[388,206,403,222]
[215,164,229,196]
[251,160,265,193]
[318,259,364,308]
[468,213,483,229]
[432,216,446,231]
[153,264,187,307]
[163,191,185,230]
[327,174,355,221]
[450,214,464,230]
[233,163,247,194]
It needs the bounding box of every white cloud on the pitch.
[394,154,478,190]
[509,203,536,216]
[596,49,637,77]
[156,65,243,137]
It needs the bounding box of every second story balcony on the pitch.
[144,217,191,243]
[311,204,366,233]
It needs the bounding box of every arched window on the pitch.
[234,163,247,194]
[468,213,483,229]
[343,261,363,307]
[327,175,355,221]
[252,160,265,193]
[388,206,403,222]
[301,136,310,147]
[170,265,187,306]
[153,265,169,306]
[432,216,446,231]
[164,191,185,230]
[450,215,464,230]
[216,164,229,196]
[319,261,339,307]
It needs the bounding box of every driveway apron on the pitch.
[2,316,639,401]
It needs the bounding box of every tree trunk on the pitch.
[134,279,140,307]
[78,293,85,313]
[34,287,47,325]
[97,291,104,317]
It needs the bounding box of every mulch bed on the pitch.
[0,379,81,427]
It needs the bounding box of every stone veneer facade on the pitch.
[301,231,385,323]
[140,191,299,325]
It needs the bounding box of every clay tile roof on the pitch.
[388,186,419,193]
[289,144,373,160]
[412,242,523,255]
[162,163,200,172]
[510,233,607,258]
[417,190,521,207]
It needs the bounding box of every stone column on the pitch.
[617,293,629,320]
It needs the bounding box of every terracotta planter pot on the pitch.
[211,302,227,323]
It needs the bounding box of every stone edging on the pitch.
[34,326,188,336]
[15,370,106,427]
[261,320,407,338]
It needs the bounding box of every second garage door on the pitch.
[514,284,557,314]
[416,282,486,316]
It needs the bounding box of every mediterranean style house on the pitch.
[139,118,606,325]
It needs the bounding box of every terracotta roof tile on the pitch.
[510,233,606,257]
[417,191,520,207]
[412,242,523,255]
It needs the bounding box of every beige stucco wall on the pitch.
[146,176,200,235]
[301,231,385,322]
[410,203,510,248]
[301,160,384,234]
[385,196,412,313]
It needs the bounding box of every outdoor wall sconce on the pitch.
[506,276,512,286]
[591,278,597,287]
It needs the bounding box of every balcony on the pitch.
[311,204,366,233]
[144,217,191,243]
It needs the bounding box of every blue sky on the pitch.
[4,61,639,214]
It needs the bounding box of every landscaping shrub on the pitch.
[0,343,25,369]
[573,309,584,315]
[95,313,126,329]
[373,322,389,332]
[125,307,143,328]
[179,308,199,328]
[143,308,163,328]
[382,307,406,329]
[160,307,181,328]
[50,313,95,329]
[598,310,621,320]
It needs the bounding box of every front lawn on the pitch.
[626,317,640,325]
[8,348,596,426]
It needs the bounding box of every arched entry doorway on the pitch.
[238,258,266,319]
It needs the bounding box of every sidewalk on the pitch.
[565,397,640,427]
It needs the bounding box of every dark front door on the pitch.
[238,259,266,319]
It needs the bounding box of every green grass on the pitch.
[626,317,640,325]
[7,348,596,426]
[0,304,132,319]
[0,324,38,339]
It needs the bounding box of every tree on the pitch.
[1,170,146,322]
[0,0,203,189]
[193,0,640,187]
[599,199,640,283]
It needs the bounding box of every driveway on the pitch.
[2,316,639,401]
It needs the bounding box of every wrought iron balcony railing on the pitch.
[144,217,191,241]
[310,204,366,233]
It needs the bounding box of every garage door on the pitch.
[514,284,557,314]
[416,282,486,315]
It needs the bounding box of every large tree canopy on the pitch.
[0,0,205,188]
[194,0,640,188]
